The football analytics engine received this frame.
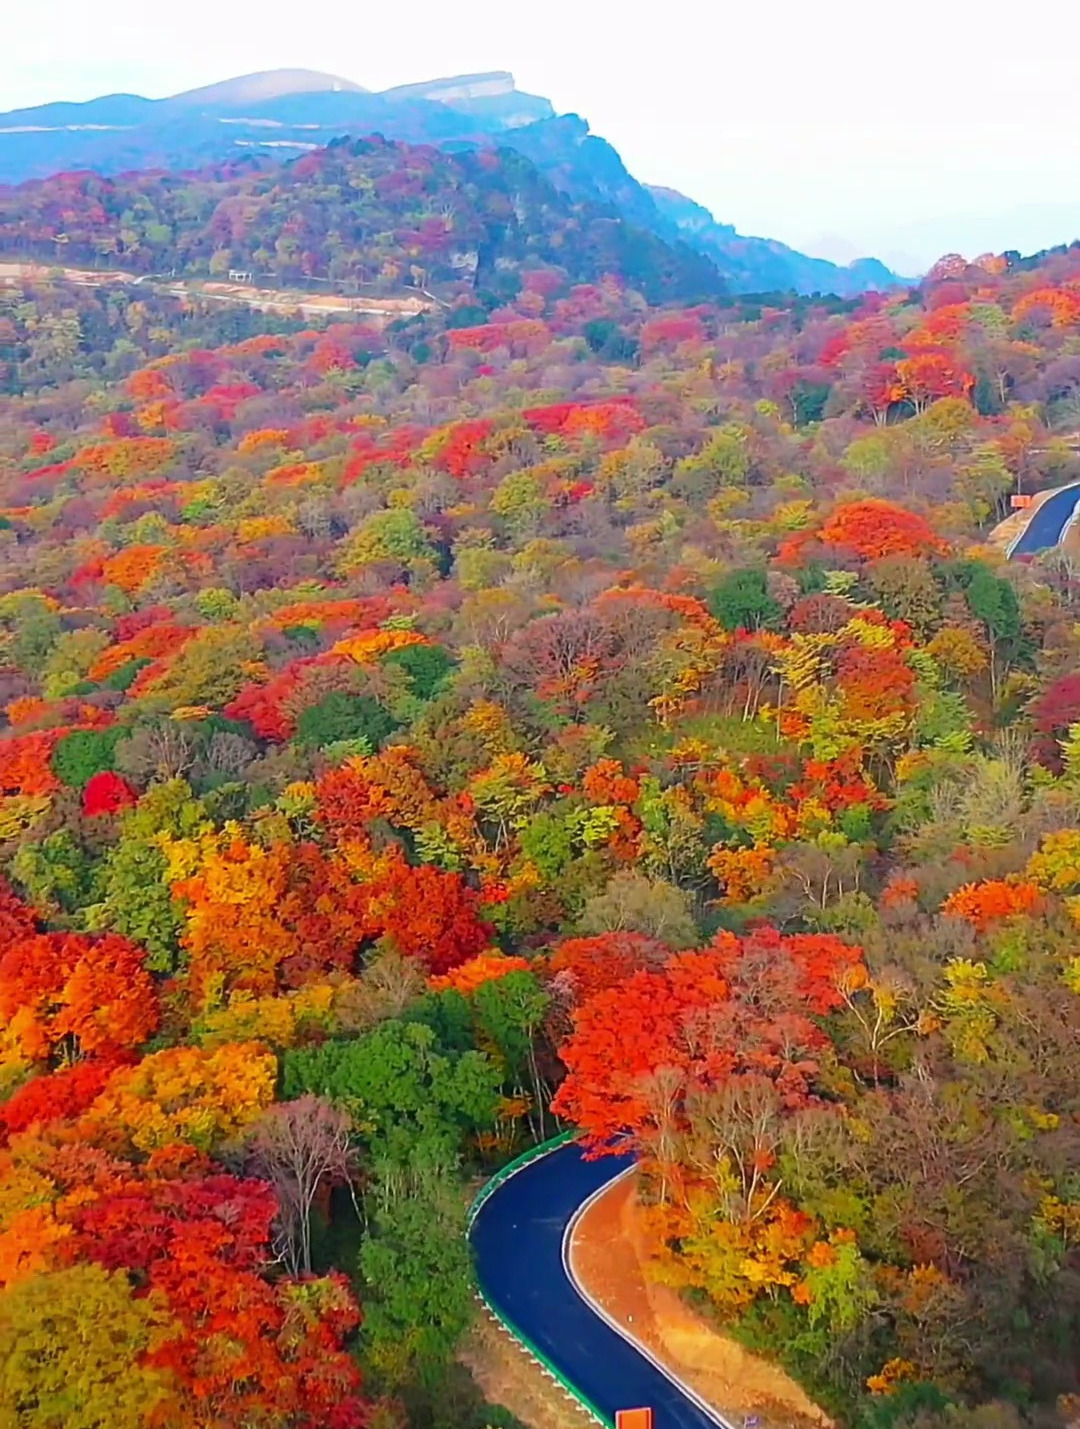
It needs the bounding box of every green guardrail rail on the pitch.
[468,1130,613,1427]
[467,1128,576,1227]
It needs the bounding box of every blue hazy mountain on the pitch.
[0,69,906,295]
[645,185,904,296]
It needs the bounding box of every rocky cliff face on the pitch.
[381,72,519,102]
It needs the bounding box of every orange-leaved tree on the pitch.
[161,829,368,1012]
[942,879,1043,931]
[552,927,864,1148]
[818,500,945,562]
[0,925,158,1079]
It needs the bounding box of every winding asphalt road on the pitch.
[1009,483,1080,556]
[469,1140,732,1429]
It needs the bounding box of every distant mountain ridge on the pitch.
[646,185,902,297]
[0,68,906,295]
[450,114,906,296]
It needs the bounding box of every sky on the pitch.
[5,0,1080,273]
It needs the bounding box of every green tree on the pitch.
[672,424,751,501]
[102,658,151,692]
[50,727,123,790]
[137,626,262,710]
[192,587,239,623]
[282,1019,500,1179]
[295,692,399,751]
[338,508,435,573]
[84,778,208,972]
[708,567,783,633]
[949,560,1029,697]
[583,319,638,363]
[358,1178,474,1391]
[381,644,456,701]
[491,471,547,538]
[0,594,61,676]
[841,432,894,482]
[473,971,551,1136]
[40,628,110,700]
[582,317,617,352]
[790,381,831,426]
[12,830,96,917]
[518,810,575,881]
[954,444,1013,523]
[402,988,477,1055]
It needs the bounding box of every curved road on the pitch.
[470,1141,731,1429]
[1009,482,1080,557]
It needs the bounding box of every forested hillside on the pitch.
[3,230,1080,1429]
[0,136,725,304]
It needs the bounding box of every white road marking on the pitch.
[562,1165,738,1429]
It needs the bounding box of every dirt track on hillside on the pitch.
[0,260,434,323]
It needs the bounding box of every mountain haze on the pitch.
[647,185,902,297]
[0,68,905,295]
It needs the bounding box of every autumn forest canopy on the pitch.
[3,130,1080,1429]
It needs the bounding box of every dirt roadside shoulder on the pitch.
[568,1167,830,1429]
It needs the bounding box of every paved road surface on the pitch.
[1009,484,1080,557]
[470,1141,731,1429]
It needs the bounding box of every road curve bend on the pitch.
[1008,482,1080,557]
[469,1140,734,1429]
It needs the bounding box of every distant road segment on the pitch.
[1009,483,1080,557]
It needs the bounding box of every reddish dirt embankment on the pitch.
[569,1167,830,1429]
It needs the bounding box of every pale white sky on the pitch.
[5,0,1080,272]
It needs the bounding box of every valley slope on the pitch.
[4,101,1080,1429]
